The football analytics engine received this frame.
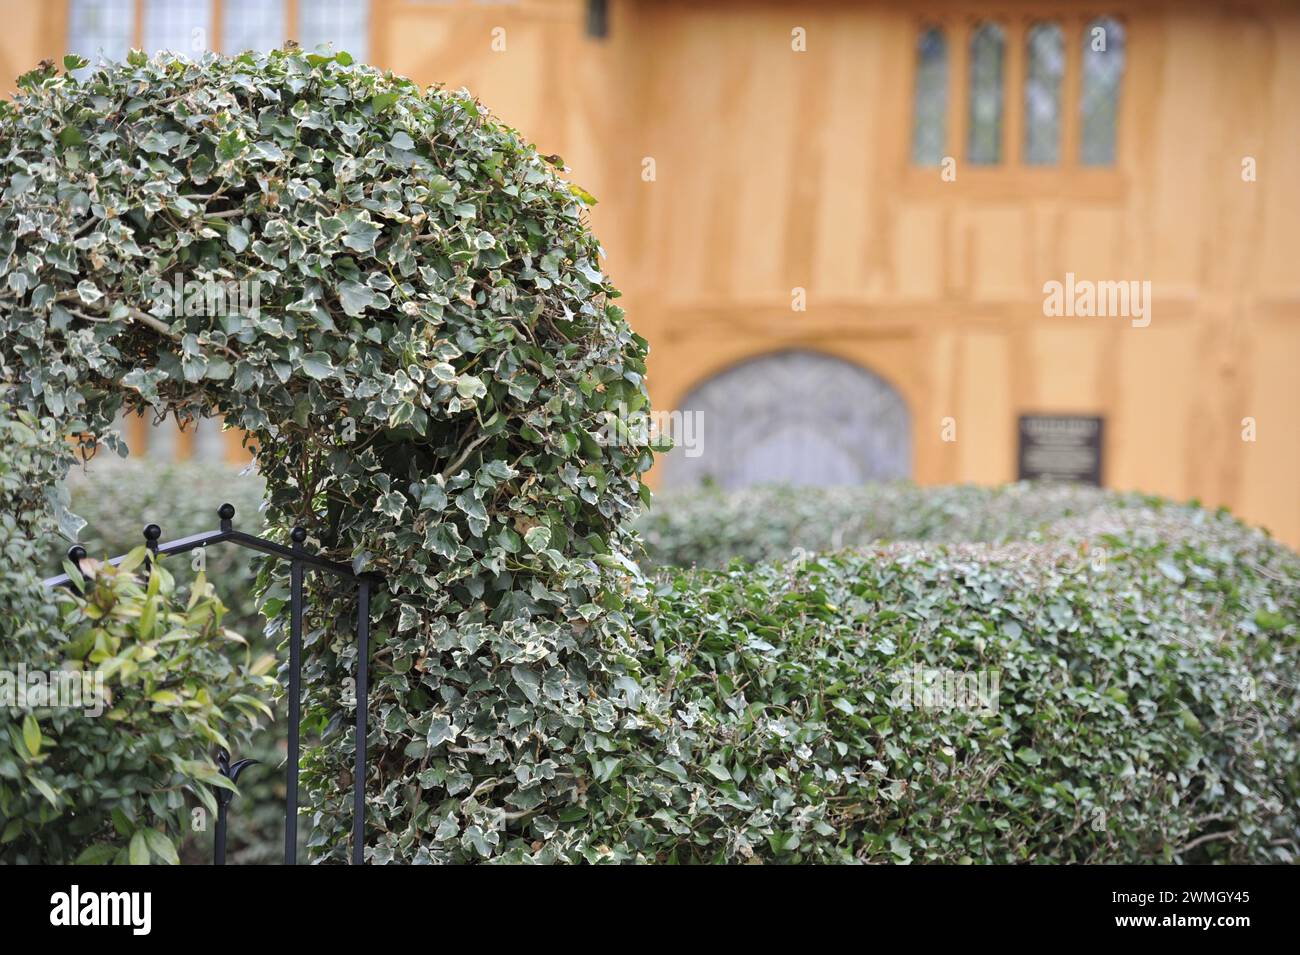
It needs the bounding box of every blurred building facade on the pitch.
[2,0,1298,545]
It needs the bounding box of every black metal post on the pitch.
[215,801,228,866]
[213,749,255,866]
[66,545,87,591]
[143,522,160,574]
[286,526,306,865]
[352,578,370,865]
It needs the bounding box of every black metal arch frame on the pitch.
[42,503,378,865]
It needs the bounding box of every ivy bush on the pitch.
[1,49,652,863]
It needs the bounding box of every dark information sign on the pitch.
[1017,415,1104,485]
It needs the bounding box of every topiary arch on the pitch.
[0,49,655,862]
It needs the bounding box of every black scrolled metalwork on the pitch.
[214,751,257,866]
[286,525,305,864]
[43,503,380,866]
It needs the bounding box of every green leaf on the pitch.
[138,595,157,636]
[337,281,376,316]
[524,525,551,552]
[343,219,381,253]
[300,352,335,379]
[128,830,149,866]
[27,775,60,808]
[205,358,233,380]
[705,761,731,782]
[1015,748,1042,767]
[75,843,118,865]
[456,375,486,400]
[889,836,912,863]
[226,224,249,253]
[22,714,41,757]
[143,828,180,865]
[419,483,448,511]
[567,182,598,205]
[1254,609,1287,631]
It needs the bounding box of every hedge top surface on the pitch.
[636,481,1133,567]
[1,48,656,861]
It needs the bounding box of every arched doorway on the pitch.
[659,350,912,489]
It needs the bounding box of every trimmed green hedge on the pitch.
[635,482,1120,567]
[618,496,1299,862]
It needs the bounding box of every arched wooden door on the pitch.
[659,350,912,489]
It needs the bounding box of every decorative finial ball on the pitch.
[291,526,307,544]
[218,502,236,521]
[143,523,162,541]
